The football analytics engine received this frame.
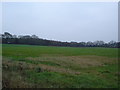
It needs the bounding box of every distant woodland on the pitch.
[0,32,119,48]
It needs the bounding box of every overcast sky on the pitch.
[2,2,118,42]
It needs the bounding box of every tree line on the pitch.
[0,32,119,48]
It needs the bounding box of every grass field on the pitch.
[2,44,119,88]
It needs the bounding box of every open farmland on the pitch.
[2,44,119,88]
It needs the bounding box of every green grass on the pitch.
[2,44,119,58]
[25,64,118,88]
[2,44,119,88]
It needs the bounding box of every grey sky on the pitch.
[2,2,118,42]
[0,2,2,33]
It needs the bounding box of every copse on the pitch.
[0,32,119,48]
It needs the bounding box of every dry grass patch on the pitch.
[26,55,117,68]
[2,57,80,75]
[3,70,35,88]
[37,64,81,75]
